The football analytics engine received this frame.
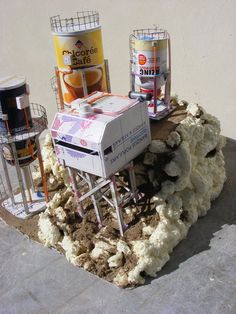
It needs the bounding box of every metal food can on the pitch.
[132,30,168,90]
[2,139,37,167]
[0,75,32,134]
[56,64,107,105]
[51,12,108,106]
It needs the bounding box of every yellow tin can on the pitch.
[52,28,104,70]
[57,64,107,105]
[51,12,108,106]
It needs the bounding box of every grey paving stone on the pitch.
[139,270,236,314]
[134,222,236,304]
[0,236,60,296]
[134,231,217,300]
[22,257,97,312]
[134,263,192,302]
[209,224,236,258]
[138,273,197,314]
[0,220,26,249]
[197,252,236,286]
[0,286,46,314]
[0,237,12,255]
[184,214,231,253]
[54,279,145,314]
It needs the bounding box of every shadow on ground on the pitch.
[144,137,236,284]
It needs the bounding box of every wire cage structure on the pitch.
[50,74,64,112]
[129,27,175,120]
[0,103,48,219]
[50,11,100,33]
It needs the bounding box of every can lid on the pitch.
[0,75,26,91]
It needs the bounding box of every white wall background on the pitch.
[0,0,235,138]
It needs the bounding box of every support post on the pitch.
[85,173,103,227]
[81,71,88,97]
[10,142,29,214]
[152,41,158,114]
[35,137,49,202]
[68,168,85,217]
[22,166,33,203]
[0,150,15,206]
[109,175,127,236]
[127,161,139,203]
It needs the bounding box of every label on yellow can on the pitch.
[58,64,108,105]
[52,28,104,70]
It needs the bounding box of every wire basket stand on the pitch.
[50,11,111,111]
[50,11,100,33]
[129,27,174,120]
[0,103,48,219]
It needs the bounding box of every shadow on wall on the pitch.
[145,137,236,283]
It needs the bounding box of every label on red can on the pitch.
[133,39,167,77]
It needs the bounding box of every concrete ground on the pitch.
[0,138,235,314]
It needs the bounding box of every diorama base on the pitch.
[0,104,227,288]
[2,192,46,219]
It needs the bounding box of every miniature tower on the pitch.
[129,27,174,119]
[50,11,111,111]
[0,75,48,218]
[51,92,151,236]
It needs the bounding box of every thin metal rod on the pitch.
[164,34,171,108]
[153,42,157,114]
[104,59,111,93]
[55,67,64,111]
[120,192,138,208]
[77,171,89,184]
[10,142,29,214]
[85,173,103,227]
[127,161,139,203]
[81,71,88,96]
[0,152,15,205]
[28,164,35,193]
[35,137,49,202]
[22,166,32,203]
[68,168,85,217]
[109,175,127,236]
[78,178,110,202]
[101,194,114,208]
[129,35,136,91]
[116,177,130,192]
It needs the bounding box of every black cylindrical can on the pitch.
[2,140,38,167]
[0,76,32,134]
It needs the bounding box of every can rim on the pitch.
[132,28,168,41]
[51,24,101,36]
[0,75,26,91]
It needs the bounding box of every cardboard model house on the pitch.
[51,92,151,178]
